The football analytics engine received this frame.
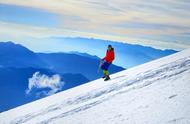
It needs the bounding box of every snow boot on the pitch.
[104,76,110,81]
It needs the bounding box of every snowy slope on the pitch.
[1,49,190,124]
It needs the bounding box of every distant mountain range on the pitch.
[50,37,177,68]
[0,41,45,68]
[0,41,124,112]
[0,41,124,80]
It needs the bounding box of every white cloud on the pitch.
[0,0,190,50]
[26,72,64,96]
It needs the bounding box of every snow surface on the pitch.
[1,49,190,124]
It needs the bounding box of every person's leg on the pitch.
[103,70,109,78]
[104,70,110,81]
[103,70,109,76]
[102,62,111,81]
[101,62,107,78]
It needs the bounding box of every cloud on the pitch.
[1,21,190,51]
[0,0,190,50]
[26,72,64,96]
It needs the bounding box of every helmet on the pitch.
[108,45,112,48]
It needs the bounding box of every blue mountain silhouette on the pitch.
[0,41,123,112]
[50,37,177,68]
[0,41,46,68]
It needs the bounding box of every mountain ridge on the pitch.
[49,37,177,68]
[0,41,123,112]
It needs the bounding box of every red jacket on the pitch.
[102,49,115,63]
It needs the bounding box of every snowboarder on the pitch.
[100,45,115,81]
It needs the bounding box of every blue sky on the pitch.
[0,0,190,51]
[0,3,59,28]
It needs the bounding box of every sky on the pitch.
[0,0,190,51]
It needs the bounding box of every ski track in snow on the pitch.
[8,55,190,124]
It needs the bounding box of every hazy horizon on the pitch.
[0,1,190,51]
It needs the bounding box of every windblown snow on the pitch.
[1,49,190,124]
